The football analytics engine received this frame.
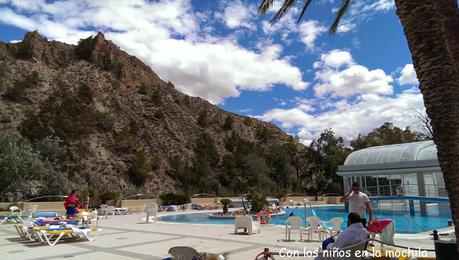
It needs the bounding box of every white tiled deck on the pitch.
[0,212,441,259]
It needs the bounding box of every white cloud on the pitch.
[398,64,419,85]
[258,90,425,145]
[313,49,354,69]
[313,49,393,97]
[332,0,394,35]
[298,20,326,50]
[260,5,326,50]
[336,20,356,33]
[258,107,312,129]
[123,37,308,103]
[0,0,308,104]
[365,0,395,12]
[220,0,256,30]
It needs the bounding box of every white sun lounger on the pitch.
[34,226,100,246]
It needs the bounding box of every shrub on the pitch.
[97,187,120,204]
[19,85,100,142]
[256,126,270,143]
[138,85,147,95]
[4,80,27,100]
[150,90,161,104]
[93,111,114,132]
[197,109,208,128]
[3,71,39,100]
[27,71,40,85]
[128,150,151,186]
[78,83,93,103]
[74,37,94,60]
[114,126,138,152]
[222,116,234,130]
[160,193,190,205]
[247,192,268,213]
[154,110,165,120]
[16,40,33,59]
[0,63,7,79]
[0,115,11,123]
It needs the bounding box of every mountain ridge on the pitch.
[0,31,301,196]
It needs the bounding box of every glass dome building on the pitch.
[337,140,447,198]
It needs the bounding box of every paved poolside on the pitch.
[0,212,441,259]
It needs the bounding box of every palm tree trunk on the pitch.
[395,0,459,254]
[434,0,459,73]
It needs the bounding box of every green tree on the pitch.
[224,131,239,152]
[128,150,151,186]
[222,116,234,130]
[78,83,93,104]
[256,126,269,143]
[197,109,208,128]
[160,193,190,205]
[351,122,426,150]
[195,133,220,167]
[307,129,350,192]
[0,132,68,200]
[150,90,161,104]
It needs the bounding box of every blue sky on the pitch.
[0,0,425,144]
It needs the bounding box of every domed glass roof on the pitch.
[344,141,437,166]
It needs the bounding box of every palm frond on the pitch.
[329,0,351,35]
[297,0,313,23]
[258,0,276,15]
[271,0,298,24]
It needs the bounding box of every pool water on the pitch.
[158,205,452,234]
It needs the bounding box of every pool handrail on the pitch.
[369,195,449,203]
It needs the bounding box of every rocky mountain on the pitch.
[0,31,299,196]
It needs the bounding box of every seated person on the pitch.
[317,212,369,259]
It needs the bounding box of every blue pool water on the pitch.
[158,205,452,234]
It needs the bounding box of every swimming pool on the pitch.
[158,205,452,234]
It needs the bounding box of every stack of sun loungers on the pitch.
[12,210,100,246]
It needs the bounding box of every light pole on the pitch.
[303,197,308,227]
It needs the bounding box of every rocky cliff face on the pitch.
[0,31,298,195]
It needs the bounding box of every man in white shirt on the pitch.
[340,182,373,227]
[325,212,369,249]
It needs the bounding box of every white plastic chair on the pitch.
[26,204,38,218]
[137,204,146,213]
[234,215,260,234]
[104,206,115,218]
[285,216,302,241]
[168,246,199,260]
[324,217,343,238]
[145,203,158,223]
[303,216,326,241]
[99,204,107,216]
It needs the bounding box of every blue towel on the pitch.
[35,220,79,226]
[35,211,60,218]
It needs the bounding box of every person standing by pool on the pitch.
[340,182,373,227]
[65,190,81,219]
